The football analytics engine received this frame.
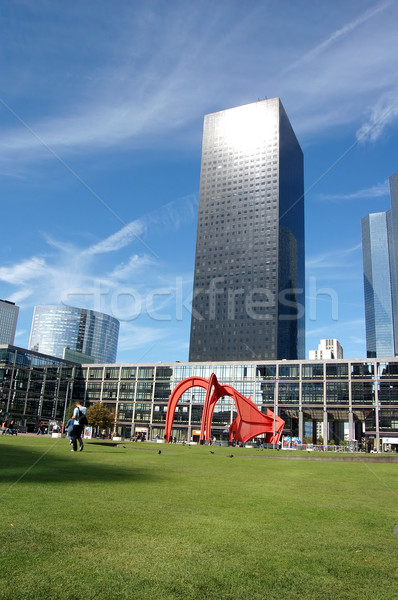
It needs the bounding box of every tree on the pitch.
[86,402,115,434]
[64,404,75,422]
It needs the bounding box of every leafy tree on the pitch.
[86,402,115,434]
[64,404,75,422]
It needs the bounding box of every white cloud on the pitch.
[1,0,397,169]
[117,322,169,352]
[307,318,364,338]
[8,289,33,304]
[274,4,398,140]
[317,181,390,202]
[356,92,398,142]
[306,244,362,270]
[1,190,196,355]
[84,221,147,256]
[0,257,48,284]
[109,255,155,280]
[282,1,393,76]
[14,329,28,340]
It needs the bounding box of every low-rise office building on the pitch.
[1,344,397,450]
[0,345,77,430]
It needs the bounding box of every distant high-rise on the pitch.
[29,305,120,363]
[0,299,19,345]
[309,339,343,360]
[362,171,398,357]
[387,171,398,354]
[189,98,305,362]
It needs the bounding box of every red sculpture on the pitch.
[164,373,284,444]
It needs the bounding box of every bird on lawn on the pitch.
[158,450,161,454]
[210,451,214,454]
[227,454,234,458]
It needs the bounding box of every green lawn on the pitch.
[1,437,397,600]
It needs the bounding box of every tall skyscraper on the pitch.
[362,171,398,357]
[29,305,120,363]
[189,98,305,362]
[0,299,19,344]
[386,171,398,353]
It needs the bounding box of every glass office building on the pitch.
[0,299,19,345]
[189,98,305,362]
[362,171,398,357]
[387,171,398,354]
[0,346,76,428]
[361,212,394,356]
[2,345,397,450]
[29,305,120,363]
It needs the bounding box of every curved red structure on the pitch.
[164,374,284,444]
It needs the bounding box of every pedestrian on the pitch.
[66,416,75,445]
[71,401,87,452]
[36,421,44,435]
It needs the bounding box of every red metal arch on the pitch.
[164,377,209,442]
[164,373,284,444]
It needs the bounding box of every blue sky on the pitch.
[1,0,398,363]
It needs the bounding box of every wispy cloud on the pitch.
[1,0,397,170]
[306,244,362,270]
[0,258,48,284]
[83,221,147,256]
[117,323,170,352]
[356,92,398,142]
[0,194,196,336]
[307,318,365,338]
[281,1,392,76]
[274,3,398,141]
[317,181,389,202]
[0,5,242,163]
[109,255,155,281]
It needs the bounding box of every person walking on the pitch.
[65,417,75,445]
[71,401,87,452]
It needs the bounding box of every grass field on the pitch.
[1,436,397,600]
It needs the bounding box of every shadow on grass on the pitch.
[0,438,156,485]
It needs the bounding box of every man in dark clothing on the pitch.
[71,401,87,452]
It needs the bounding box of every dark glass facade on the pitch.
[189,98,304,362]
